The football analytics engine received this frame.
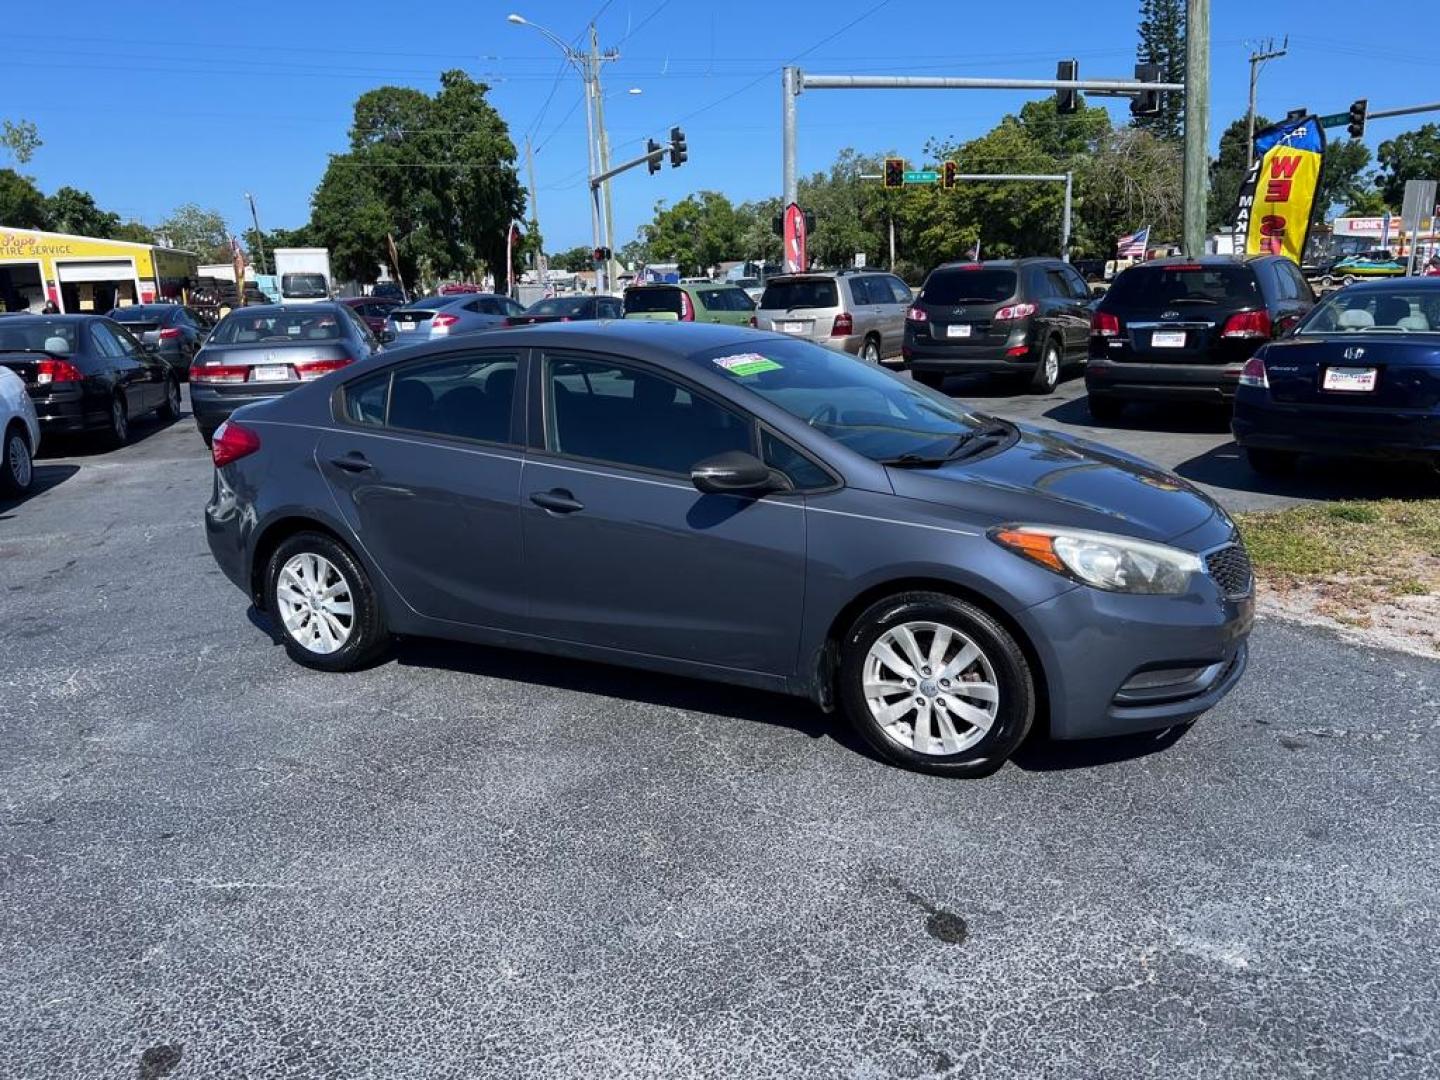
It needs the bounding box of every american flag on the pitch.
[1117,226,1149,258]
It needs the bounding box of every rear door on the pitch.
[95,321,163,409]
[880,275,912,355]
[1048,265,1092,358]
[317,349,529,630]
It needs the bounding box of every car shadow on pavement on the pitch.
[1011,722,1195,772]
[36,412,188,459]
[919,371,1083,401]
[0,463,79,516]
[1173,441,1440,503]
[1042,395,1231,434]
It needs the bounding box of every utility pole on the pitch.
[590,24,620,291]
[524,136,544,286]
[1182,0,1210,257]
[244,192,267,276]
[1245,36,1288,168]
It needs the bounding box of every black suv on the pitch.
[903,257,1093,394]
[1085,255,1315,422]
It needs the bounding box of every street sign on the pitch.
[903,170,939,185]
[1317,112,1349,128]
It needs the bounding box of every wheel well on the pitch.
[820,577,1051,732]
[4,417,29,449]
[249,516,349,607]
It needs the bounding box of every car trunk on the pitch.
[1111,308,1248,364]
[191,341,355,395]
[914,299,1010,347]
[1100,264,1265,366]
[0,351,48,386]
[624,287,686,321]
[390,309,438,335]
[758,278,839,339]
[912,267,1018,348]
[1265,335,1440,410]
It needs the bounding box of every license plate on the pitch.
[782,321,805,334]
[946,324,971,338]
[1322,366,1378,392]
[251,364,290,382]
[1151,330,1186,348]
[397,322,417,331]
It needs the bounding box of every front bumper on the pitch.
[1017,581,1254,740]
[1087,356,1242,403]
[1233,397,1440,463]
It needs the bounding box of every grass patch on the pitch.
[1236,499,1440,595]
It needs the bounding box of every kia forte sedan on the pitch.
[204,322,1252,776]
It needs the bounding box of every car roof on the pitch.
[1341,275,1440,290]
[218,303,344,316]
[0,314,110,324]
[369,319,772,365]
[932,257,1061,270]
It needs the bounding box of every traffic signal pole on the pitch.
[866,170,1075,260]
[1182,0,1210,257]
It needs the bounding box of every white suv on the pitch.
[756,271,913,362]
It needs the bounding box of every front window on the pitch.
[699,338,993,463]
[1296,287,1440,334]
[281,273,329,299]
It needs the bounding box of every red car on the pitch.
[338,297,402,336]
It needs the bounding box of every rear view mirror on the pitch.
[691,451,787,496]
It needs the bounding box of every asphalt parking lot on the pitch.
[2,393,1438,1079]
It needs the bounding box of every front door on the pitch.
[521,353,807,676]
[317,349,529,630]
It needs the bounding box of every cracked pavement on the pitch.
[1,397,1438,1079]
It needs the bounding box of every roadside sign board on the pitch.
[1317,112,1349,128]
[903,170,939,185]
[783,202,808,273]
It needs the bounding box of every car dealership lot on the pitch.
[2,401,1438,1078]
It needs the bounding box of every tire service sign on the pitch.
[1232,115,1326,264]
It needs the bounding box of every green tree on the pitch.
[0,168,49,229]
[45,186,122,237]
[1207,114,1267,233]
[735,197,782,266]
[1316,138,1376,218]
[311,157,393,284]
[157,203,231,261]
[1,119,41,165]
[1075,127,1182,256]
[1134,0,1185,141]
[1376,123,1440,208]
[112,220,156,244]
[550,245,595,272]
[643,191,742,275]
[242,225,315,273]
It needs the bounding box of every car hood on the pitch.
[884,422,1221,544]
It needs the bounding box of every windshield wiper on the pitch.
[880,422,1014,468]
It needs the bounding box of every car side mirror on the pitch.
[691,450,787,496]
[378,329,396,344]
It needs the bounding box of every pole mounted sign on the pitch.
[783,202,808,273]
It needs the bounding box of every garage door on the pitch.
[57,260,136,283]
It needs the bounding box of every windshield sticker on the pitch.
[712,353,781,377]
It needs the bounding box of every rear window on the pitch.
[209,310,342,344]
[110,305,171,321]
[0,319,80,355]
[1105,264,1259,308]
[281,273,329,299]
[624,287,683,315]
[759,278,838,310]
[525,296,589,317]
[920,268,1018,305]
[405,296,454,311]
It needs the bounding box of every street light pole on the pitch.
[244,192,267,276]
[1245,37,1288,169]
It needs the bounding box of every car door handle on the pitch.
[530,489,584,514]
[330,453,373,473]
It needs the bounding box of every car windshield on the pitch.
[209,310,341,344]
[0,319,80,355]
[526,297,589,316]
[624,288,683,315]
[1297,287,1440,335]
[760,278,838,310]
[1105,264,1258,307]
[920,267,1018,305]
[281,273,329,298]
[110,305,171,321]
[698,338,991,462]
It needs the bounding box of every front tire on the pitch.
[265,532,389,671]
[1,423,33,496]
[1245,447,1298,475]
[838,592,1035,777]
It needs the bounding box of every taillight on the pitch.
[831,312,854,336]
[1091,311,1121,337]
[1221,310,1272,340]
[158,327,183,340]
[211,419,261,468]
[748,315,757,328]
[679,291,695,321]
[432,313,459,331]
[994,302,1037,321]
[294,358,354,381]
[906,305,928,322]
[1239,355,1269,388]
[35,358,83,384]
[191,364,249,384]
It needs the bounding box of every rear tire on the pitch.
[860,336,881,362]
[1029,341,1062,393]
[1245,447,1298,475]
[839,591,1035,778]
[1087,393,1125,424]
[1,422,33,496]
[158,376,181,421]
[197,424,215,448]
[265,531,389,672]
[913,370,946,391]
[101,393,129,449]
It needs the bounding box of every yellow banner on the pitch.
[1238,116,1326,263]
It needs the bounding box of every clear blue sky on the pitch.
[9,1,1435,251]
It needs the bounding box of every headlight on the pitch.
[990,525,1202,595]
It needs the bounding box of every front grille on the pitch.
[1205,543,1253,599]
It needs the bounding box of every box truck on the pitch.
[273,248,333,304]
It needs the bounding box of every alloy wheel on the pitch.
[276,552,355,655]
[862,339,879,361]
[862,620,1000,756]
[7,433,32,490]
[111,399,128,443]
[168,379,181,415]
[1043,347,1060,387]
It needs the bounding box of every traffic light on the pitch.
[1347,98,1368,139]
[669,126,687,168]
[1131,62,1162,119]
[1055,59,1079,115]
[646,138,662,175]
[942,161,957,190]
[592,247,611,264]
[883,157,905,189]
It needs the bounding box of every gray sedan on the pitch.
[203,322,1252,776]
[386,293,525,342]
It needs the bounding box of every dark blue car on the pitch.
[203,322,1253,777]
[1232,278,1440,473]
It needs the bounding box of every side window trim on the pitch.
[759,423,841,494]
